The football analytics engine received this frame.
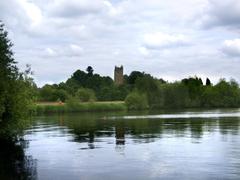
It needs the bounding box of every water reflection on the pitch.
[32,111,240,147]
[115,120,125,145]
[19,110,240,179]
[0,139,37,180]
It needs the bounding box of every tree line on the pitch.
[37,66,240,110]
[125,75,240,109]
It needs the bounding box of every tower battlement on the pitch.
[114,66,124,85]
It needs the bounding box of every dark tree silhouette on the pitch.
[86,66,94,75]
[206,78,211,86]
[128,71,145,85]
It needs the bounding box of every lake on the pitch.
[3,109,240,179]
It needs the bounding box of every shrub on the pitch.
[125,92,149,110]
[65,97,80,112]
[53,89,69,102]
[76,88,96,102]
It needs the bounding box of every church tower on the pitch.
[114,66,124,86]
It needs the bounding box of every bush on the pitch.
[53,89,69,102]
[125,92,149,110]
[34,100,127,114]
[76,88,96,102]
[65,97,80,112]
[39,85,56,101]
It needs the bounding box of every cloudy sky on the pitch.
[1,0,240,86]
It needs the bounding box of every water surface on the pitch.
[6,109,240,179]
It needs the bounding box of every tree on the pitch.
[182,77,203,96]
[70,69,87,86]
[135,76,160,108]
[162,82,189,108]
[0,22,35,139]
[76,88,96,102]
[201,86,218,107]
[128,71,145,85]
[0,22,18,120]
[201,79,240,107]
[39,85,56,101]
[125,91,148,110]
[53,89,69,102]
[86,66,93,75]
[206,78,211,86]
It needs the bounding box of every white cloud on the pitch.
[45,48,57,56]
[138,47,149,56]
[221,39,240,56]
[19,0,43,27]
[43,44,83,57]
[113,50,120,56]
[103,1,122,16]
[69,44,84,56]
[143,32,190,49]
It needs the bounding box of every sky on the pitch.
[1,0,240,87]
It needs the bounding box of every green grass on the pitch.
[34,101,127,114]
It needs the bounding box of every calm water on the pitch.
[3,109,240,179]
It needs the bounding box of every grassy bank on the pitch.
[35,101,127,114]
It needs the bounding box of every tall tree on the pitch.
[128,71,145,85]
[0,22,17,120]
[0,22,35,139]
[206,78,211,86]
[86,66,93,75]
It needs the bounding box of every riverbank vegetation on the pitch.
[37,67,240,111]
[35,101,126,114]
[0,22,36,140]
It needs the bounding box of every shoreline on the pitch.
[33,101,240,115]
[34,101,127,114]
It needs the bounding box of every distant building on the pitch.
[114,66,124,85]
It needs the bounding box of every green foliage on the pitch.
[66,69,113,93]
[98,85,129,101]
[36,104,65,114]
[34,58,240,110]
[36,101,126,114]
[201,86,218,107]
[76,88,96,102]
[37,66,240,110]
[39,85,69,102]
[0,22,35,139]
[127,71,145,85]
[125,92,149,110]
[201,79,239,107]
[182,77,203,100]
[126,76,240,109]
[39,85,56,101]
[38,67,130,102]
[54,89,69,102]
[162,82,189,108]
[65,97,80,112]
[135,75,161,108]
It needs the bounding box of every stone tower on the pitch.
[114,66,124,85]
